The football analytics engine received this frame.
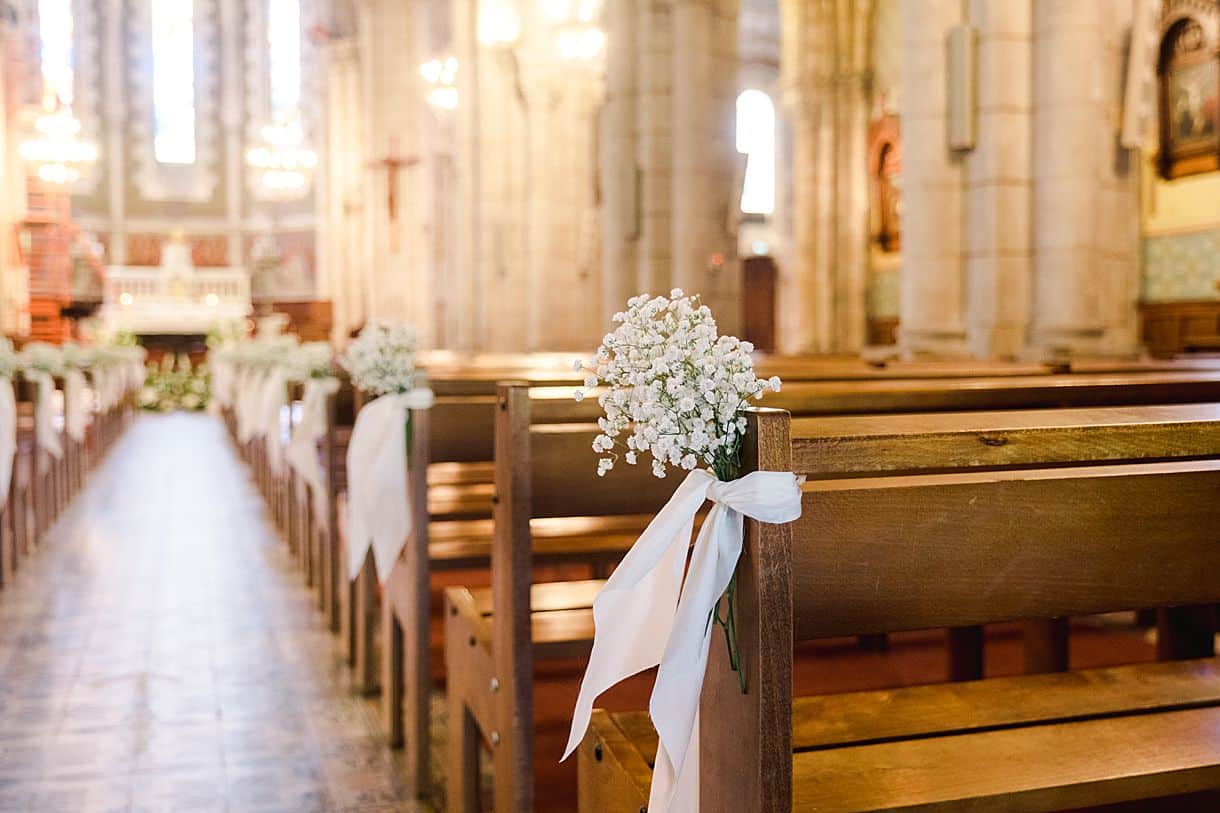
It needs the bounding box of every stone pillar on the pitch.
[964,0,1033,358]
[599,0,638,319]
[1030,0,1139,356]
[635,0,674,295]
[898,0,968,357]
[777,0,871,353]
[671,0,740,331]
[320,39,366,342]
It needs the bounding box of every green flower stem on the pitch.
[711,445,747,694]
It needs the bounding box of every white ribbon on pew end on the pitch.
[235,368,264,443]
[563,468,802,813]
[287,376,340,530]
[0,378,15,506]
[64,370,89,443]
[30,372,63,469]
[344,387,435,583]
[259,367,289,475]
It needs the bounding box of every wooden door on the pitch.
[742,255,777,352]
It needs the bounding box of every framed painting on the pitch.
[1159,14,1220,179]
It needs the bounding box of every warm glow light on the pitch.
[478,0,521,46]
[119,292,134,306]
[21,107,98,185]
[555,24,605,61]
[246,114,316,195]
[421,57,459,112]
[204,293,219,306]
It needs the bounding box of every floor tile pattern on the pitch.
[0,413,428,813]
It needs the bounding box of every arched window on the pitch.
[736,89,775,216]
[37,0,74,105]
[151,0,196,164]
[267,0,301,119]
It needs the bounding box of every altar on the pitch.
[99,235,252,336]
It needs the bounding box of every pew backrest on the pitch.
[699,406,1220,812]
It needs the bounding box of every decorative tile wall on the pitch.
[1142,227,1220,302]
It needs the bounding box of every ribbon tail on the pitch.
[563,470,714,761]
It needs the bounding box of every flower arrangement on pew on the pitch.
[19,342,66,465]
[0,340,19,501]
[284,341,339,532]
[338,322,433,583]
[139,354,210,412]
[565,290,802,813]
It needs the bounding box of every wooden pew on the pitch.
[442,384,678,811]
[377,371,1220,797]
[580,408,1220,812]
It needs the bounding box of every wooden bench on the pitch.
[442,383,678,811]
[580,408,1220,812]
[379,371,1220,799]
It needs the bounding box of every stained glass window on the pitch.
[38,0,74,105]
[267,0,301,119]
[151,0,196,164]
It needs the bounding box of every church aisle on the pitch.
[0,413,428,813]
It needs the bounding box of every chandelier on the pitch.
[420,57,458,112]
[245,117,318,195]
[542,0,604,61]
[20,95,98,185]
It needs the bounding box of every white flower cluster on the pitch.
[339,322,422,396]
[60,341,94,370]
[575,290,780,479]
[284,341,335,381]
[20,342,65,375]
[0,339,18,378]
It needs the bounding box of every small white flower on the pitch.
[574,389,585,402]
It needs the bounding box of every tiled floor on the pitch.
[0,413,428,813]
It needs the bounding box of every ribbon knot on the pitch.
[564,467,802,813]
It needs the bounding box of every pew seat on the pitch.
[428,514,654,569]
[584,658,1220,811]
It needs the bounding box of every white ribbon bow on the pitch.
[30,372,63,469]
[344,388,435,583]
[64,369,89,442]
[0,377,16,506]
[236,369,264,443]
[564,468,802,813]
[287,376,340,529]
[259,368,289,475]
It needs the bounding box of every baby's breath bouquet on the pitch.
[0,339,18,379]
[20,342,66,376]
[285,341,335,381]
[60,341,93,370]
[340,322,422,395]
[575,289,780,480]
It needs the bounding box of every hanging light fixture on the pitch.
[543,0,604,62]
[20,91,98,185]
[245,115,318,196]
[478,0,521,47]
[420,57,459,112]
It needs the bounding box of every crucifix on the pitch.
[369,136,420,251]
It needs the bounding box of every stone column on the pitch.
[898,0,968,357]
[1030,0,1139,356]
[599,0,638,319]
[964,0,1033,358]
[777,0,871,353]
[320,39,366,342]
[671,0,740,331]
[635,0,673,295]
